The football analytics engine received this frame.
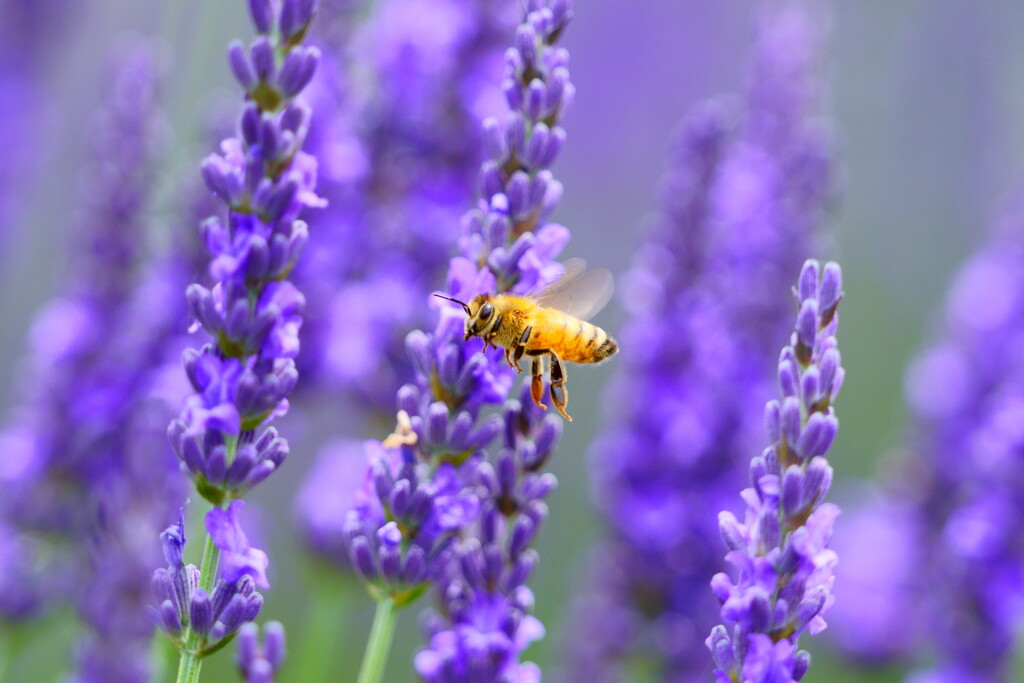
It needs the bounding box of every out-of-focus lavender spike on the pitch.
[0,41,193,683]
[828,195,1024,678]
[560,4,835,679]
[706,260,844,681]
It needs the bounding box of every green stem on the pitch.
[175,515,222,683]
[294,566,356,682]
[356,597,399,683]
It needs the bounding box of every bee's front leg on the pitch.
[511,326,532,373]
[484,316,503,352]
[548,351,572,422]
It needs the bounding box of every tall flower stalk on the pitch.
[563,5,834,680]
[157,1,322,680]
[343,1,576,680]
[0,42,190,682]
[707,259,844,682]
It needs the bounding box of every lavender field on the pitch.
[2,1,1024,681]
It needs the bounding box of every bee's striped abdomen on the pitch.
[541,314,617,364]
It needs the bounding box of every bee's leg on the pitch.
[548,352,572,422]
[484,316,503,351]
[530,355,547,410]
[511,326,532,373]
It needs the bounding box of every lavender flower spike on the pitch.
[347,1,577,680]
[162,0,321,677]
[168,0,323,507]
[707,259,844,683]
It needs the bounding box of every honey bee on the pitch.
[436,259,618,422]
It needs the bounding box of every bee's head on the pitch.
[464,294,495,340]
[432,292,496,341]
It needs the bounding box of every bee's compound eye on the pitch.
[480,302,494,320]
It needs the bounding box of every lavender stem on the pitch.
[356,596,399,683]
[176,510,223,683]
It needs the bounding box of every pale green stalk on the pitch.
[355,597,398,683]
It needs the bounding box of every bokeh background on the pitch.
[4,0,1024,680]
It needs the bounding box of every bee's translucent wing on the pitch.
[535,258,614,320]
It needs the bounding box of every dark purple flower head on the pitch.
[169,0,321,506]
[415,586,544,683]
[161,510,188,569]
[707,259,844,683]
[237,620,286,683]
[152,513,265,656]
[342,438,482,603]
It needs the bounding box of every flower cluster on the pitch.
[340,0,576,677]
[167,0,321,504]
[707,259,843,682]
[152,510,267,655]
[415,386,561,681]
[237,621,287,683]
[563,5,834,680]
[159,0,321,672]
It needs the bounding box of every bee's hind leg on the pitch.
[548,352,572,422]
[530,355,547,411]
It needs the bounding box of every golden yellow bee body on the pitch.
[474,294,618,364]
[439,260,618,421]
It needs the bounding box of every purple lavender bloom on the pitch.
[158,2,322,669]
[0,42,190,682]
[415,385,561,681]
[339,2,576,678]
[563,5,834,680]
[152,513,265,654]
[883,202,1024,681]
[707,259,844,683]
[167,0,322,506]
[237,621,287,683]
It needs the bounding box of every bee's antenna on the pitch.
[433,293,471,314]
